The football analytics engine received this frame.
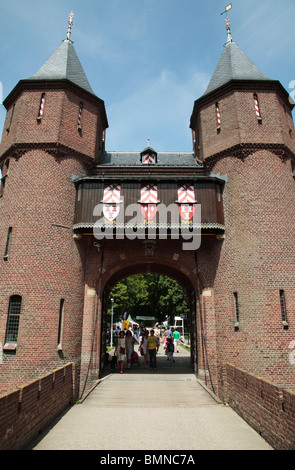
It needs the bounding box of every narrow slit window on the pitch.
[6,103,15,133]
[0,160,9,198]
[37,93,46,121]
[254,93,262,122]
[216,102,221,129]
[234,292,239,326]
[279,290,287,323]
[57,299,65,347]
[4,227,12,259]
[5,295,22,344]
[77,102,83,130]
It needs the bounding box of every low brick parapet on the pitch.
[0,362,76,450]
[223,363,295,450]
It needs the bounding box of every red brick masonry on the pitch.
[0,362,76,450]
[222,363,295,450]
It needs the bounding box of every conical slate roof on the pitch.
[203,39,271,97]
[29,38,96,96]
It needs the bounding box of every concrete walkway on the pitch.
[28,347,272,451]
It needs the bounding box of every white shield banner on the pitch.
[103,204,120,221]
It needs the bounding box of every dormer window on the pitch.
[141,143,157,165]
[143,154,156,165]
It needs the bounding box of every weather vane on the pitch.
[66,11,74,42]
[221,4,233,44]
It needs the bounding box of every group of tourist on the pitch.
[110,325,185,374]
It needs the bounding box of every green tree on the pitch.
[107,274,189,326]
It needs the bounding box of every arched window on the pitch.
[5,295,22,344]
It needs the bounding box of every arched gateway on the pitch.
[0,13,294,404]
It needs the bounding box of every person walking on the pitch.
[126,330,135,369]
[139,330,149,368]
[115,330,127,374]
[147,329,159,370]
[173,329,180,353]
[167,338,175,363]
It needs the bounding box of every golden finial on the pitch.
[66,11,74,42]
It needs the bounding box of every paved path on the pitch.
[29,347,272,451]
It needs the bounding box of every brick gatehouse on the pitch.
[0,15,294,406]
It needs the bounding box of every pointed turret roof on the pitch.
[202,18,271,98]
[29,38,96,97]
[28,12,96,97]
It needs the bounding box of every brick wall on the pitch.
[0,362,76,450]
[222,363,295,450]
[211,150,295,392]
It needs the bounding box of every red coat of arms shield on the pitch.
[179,204,195,221]
[141,204,157,221]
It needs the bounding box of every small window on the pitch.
[254,93,262,122]
[6,103,15,134]
[279,290,288,327]
[4,227,12,259]
[57,299,65,349]
[234,292,239,329]
[5,295,22,344]
[216,102,221,130]
[37,93,46,121]
[0,160,9,198]
[77,102,83,131]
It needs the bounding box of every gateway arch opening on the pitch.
[100,267,197,377]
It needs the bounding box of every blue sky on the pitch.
[0,0,294,151]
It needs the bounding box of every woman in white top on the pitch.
[115,331,127,373]
[126,330,135,369]
[139,330,149,368]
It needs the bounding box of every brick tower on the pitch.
[190,18,295,390]
[0,14,108,393]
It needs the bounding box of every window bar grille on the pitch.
[5,296,22,343]
[280,290,287,323]
[234,292,239,329]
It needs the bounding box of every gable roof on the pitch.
[203,40,271,97]
[28,38,96,97]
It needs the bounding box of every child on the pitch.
[167,338,175,363]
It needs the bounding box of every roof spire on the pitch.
[221,4,233,45]
[66,11,74,43]
[225,15,233,44]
